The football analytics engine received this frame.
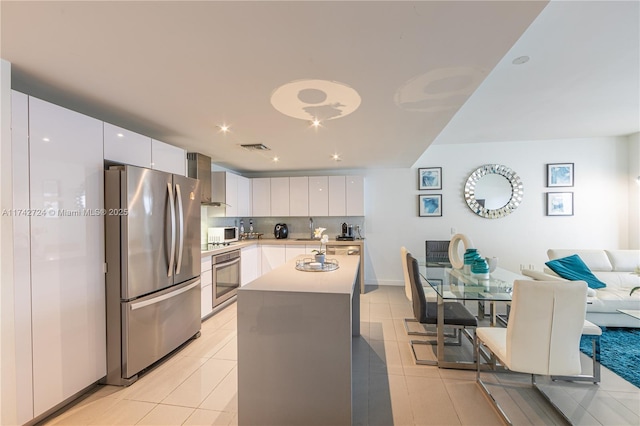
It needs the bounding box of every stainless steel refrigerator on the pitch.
[104,165,201,386]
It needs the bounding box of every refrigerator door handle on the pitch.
[167,182,176,277]
[129,279,200,311]
[175,183,184,275]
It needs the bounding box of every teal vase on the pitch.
[471,258,490,280]
[463,249,481,275]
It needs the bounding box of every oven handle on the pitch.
[213,257,241,269]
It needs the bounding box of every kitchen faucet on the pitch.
[309,217,314,239]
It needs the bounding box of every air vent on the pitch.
[240,143,270,151]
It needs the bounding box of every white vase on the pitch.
[485,257,498,273]
[315,254,326,265]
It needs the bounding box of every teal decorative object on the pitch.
[545,254,607,289]
[463,249,481,264]
[471,258,490,279]
[463,249,481,275]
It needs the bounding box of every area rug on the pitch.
[580,327,640,388]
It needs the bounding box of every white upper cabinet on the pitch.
[328,176,346,216]
[270,177,290,217]
[289,176,309,216]
[346,175,365,216]
[151,139,186,175]
[237,175,252,217]
[225,172,239,217]
[252,178,271,217]
[103,123,151,168]
[28,96,106,417]
[309,176,329,216]
[209,172,252,218]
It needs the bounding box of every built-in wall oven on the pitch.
[212,249,241,307]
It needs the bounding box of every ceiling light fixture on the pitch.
[117,133,124,138]
[218,124,230,133]
[331,154,341,161]
[512,56,530,65]
[311,118,321,128]
[42,137,50,142]
[273,156,279,162]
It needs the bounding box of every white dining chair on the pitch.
[475,279,588,425]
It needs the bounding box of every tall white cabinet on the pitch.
[151,138,186,175]
[14,94,106,420]
[103,123,152,168]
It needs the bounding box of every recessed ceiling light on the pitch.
[311,118,321,128]
[331,154,341,161]
[273,156,279,162]
[218,124,230,133]
[512,56,530,65]
[42,137,50,142]
[117,133,124,138]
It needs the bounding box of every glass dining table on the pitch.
[418,262,525,369]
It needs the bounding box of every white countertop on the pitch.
[238,254,360,294]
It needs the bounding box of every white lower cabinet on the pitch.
[241,244,259,286]
[201,257,213,318]
[285,245,306,261]
[27,95,106,418]
[261,244,286,274]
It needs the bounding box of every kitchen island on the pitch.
[237,254,360,426]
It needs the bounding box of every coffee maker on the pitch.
[337,222,355,241]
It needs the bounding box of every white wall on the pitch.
[362,136,633,286]
[627,132,640,248]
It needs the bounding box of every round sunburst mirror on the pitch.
[464,164,524,219]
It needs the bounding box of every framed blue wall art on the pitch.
[419,194,442,217]
[547,163,574,187]
[418,167,442,190]
[546,192,574,216]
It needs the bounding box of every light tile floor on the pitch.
[41,285,639,426]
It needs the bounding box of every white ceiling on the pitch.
[2,1,638,173]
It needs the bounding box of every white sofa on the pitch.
[523,249,640,328]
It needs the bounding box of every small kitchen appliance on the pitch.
[337,222,355,241]
[274,223,288,239]
[208,226,239,244]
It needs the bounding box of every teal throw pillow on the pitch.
[545,254,607,289]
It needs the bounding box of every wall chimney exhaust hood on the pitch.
[186,153,229,206]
